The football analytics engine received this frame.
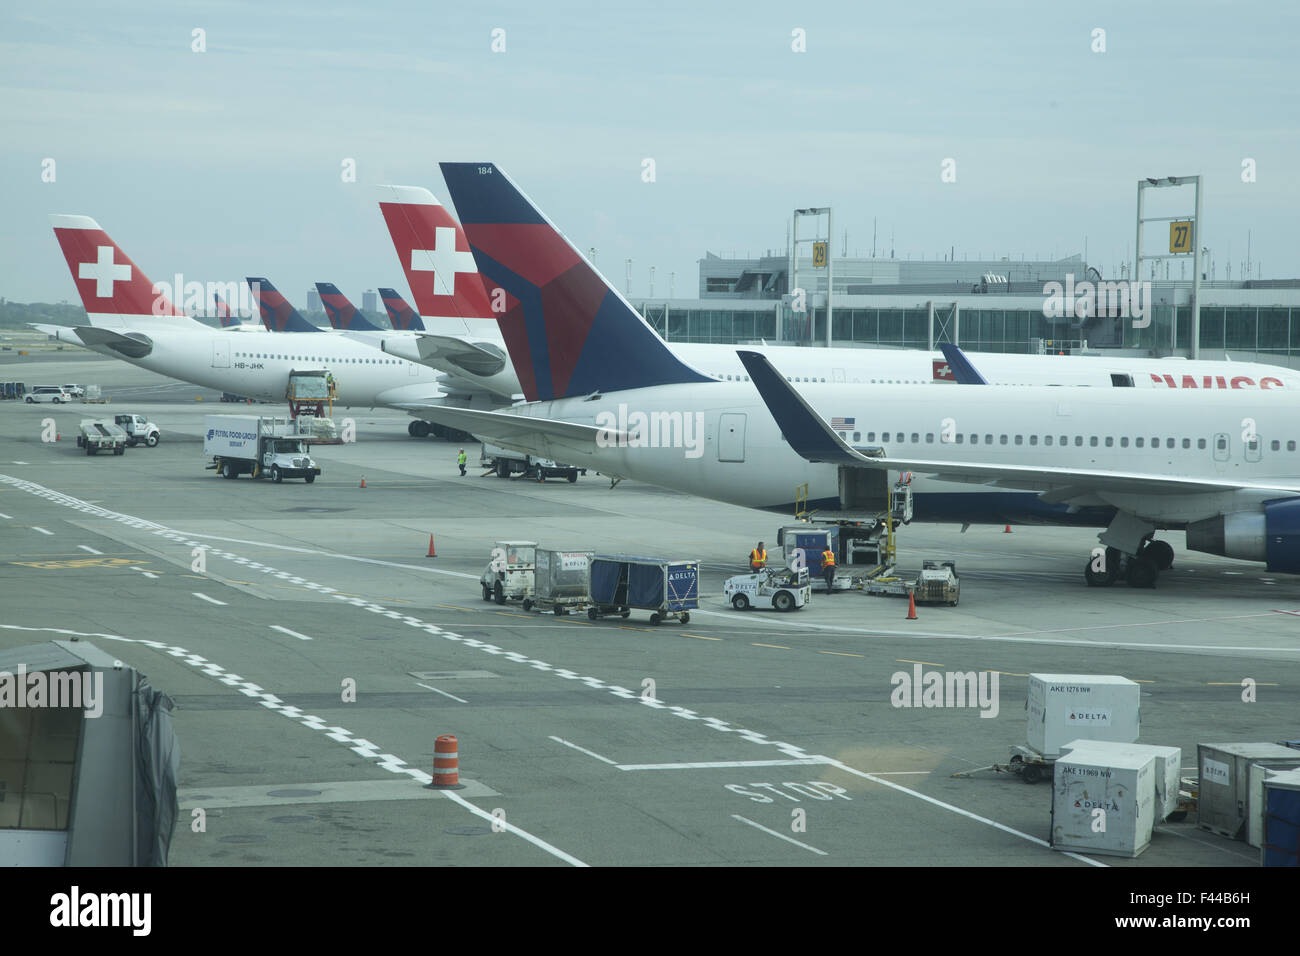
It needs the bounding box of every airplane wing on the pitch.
[70,326,154,359]
[381,333,508,377]
[387,402,632,463]
[736,350,1300,499]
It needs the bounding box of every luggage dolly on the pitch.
[951,745,1056,784]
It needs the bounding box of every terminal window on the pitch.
[0,702,81,831]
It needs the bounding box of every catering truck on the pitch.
[203,414,321,483]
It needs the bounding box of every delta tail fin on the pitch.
[246,277,321,333]
[315,282,385,332]
[438,162,711,402]
[378,287,425,331]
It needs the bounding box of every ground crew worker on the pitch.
[457,448,468,476]
[749,542,767,571]
[821,546,837,594]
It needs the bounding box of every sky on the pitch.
[2,0,1298,308]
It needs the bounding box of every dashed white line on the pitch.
[192,592,227,606]
[548,735,618,765]
[618,759,830,771]
[442,791,587,867]
[269,625,313,642]
[415,681,467,703]
[0,512,12,519]
[31,526,53,536]
[77,545,103,554]
[732,815,828,856]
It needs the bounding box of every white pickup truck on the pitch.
[113,413,160,447]
[204,414,321,483]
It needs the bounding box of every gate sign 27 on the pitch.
[1169,220,1193,254]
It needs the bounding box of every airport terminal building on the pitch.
[632,252,1300,369]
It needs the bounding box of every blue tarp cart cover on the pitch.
[1264,777,1300,867]
[591,555,699,612]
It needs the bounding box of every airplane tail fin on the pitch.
[214,292,240,328]
[378,287,425,331]
[315,282,385,331]
[246,277,320,333]
[50,214,195,327]
[438,162,711,401]
[376,185,494,335]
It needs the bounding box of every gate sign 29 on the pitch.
[1169,220,1193,254]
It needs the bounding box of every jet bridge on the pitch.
[0,640,179,866]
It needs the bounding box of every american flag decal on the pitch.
[831,417,855,429]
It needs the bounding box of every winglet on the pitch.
[737,350,863,465]
[938,343,989,385]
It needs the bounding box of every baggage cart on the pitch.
[524,550,592,616]
[587,555,698,625]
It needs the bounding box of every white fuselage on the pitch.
[494,381,1300,527]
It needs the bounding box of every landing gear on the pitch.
[1143,539,1174,571]
[1084,547,1122,587]
[408,420,431,438]
[1082,540,1173,589]
[1126,553,1158,588]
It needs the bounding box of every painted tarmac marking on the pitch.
[732,814,827,856]
[31,526,53,535]
[752,642,791,649]
[416,682,468,704]
[192,592,227,606]
[269,625,313,642]
[549,736,618,765]
[819,650,864,658]
[897,659,944,667]
[683,633,723,641]
[0,512,12,519]
[0,623,583,869]
[619,759,830,771]
[76,544,102,554]
[0,475,1106,865]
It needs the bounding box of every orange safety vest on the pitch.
[822,549,836,568]
[750,549,767,569]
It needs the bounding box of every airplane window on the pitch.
[1014,435,1023,445]
[985,435,993,445]
[852,432,859,442]
[911,433,919,443]
[1182,438,1191,449]
[969,434,977,445]
[867,432,875,442]
[1029,435,1038,446]
[1290,441,1297,452]
[821,378,826,383]
[895,433,903,442]
[955,434,964,444]
[1165,437,1174,448]
[838,431,846,440]
[1272,440,1281,451]
[1045,436,1054,446]
[1059,436,1067,446]
[1199,439,1207,449]
[926,433,934,443]
[1074,436,1083,447]
[1136,438,1145,448]
[1105,437,1114,447]
[1248,439,1259,451]
[1216,437,1226,450]
[999,435,1008,445]
[744,376,750,382]
[1121,437,1130,448]
[1089,437,1098,447]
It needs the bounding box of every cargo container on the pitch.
[1063,739,1181,821]
[1027,674,1140,759]
[1051,741,1157,858]
[1261,767,1300,867]
[1248,755,1300,847]
[1197,742,1300,840]
[524,549,591,615]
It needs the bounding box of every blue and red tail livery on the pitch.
[214,292,240,328]
[379,287,425,331]
[246,277,320,333]
[315,282,385,332]
[438,162,711,401]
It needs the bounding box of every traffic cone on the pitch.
[359,475,366,488]
[1003,524,1012,533]
[906,591,917,620]
[426,534,437,558]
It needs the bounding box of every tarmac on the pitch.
[2,348,1298,867]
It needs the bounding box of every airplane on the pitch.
[385,162,1300,587]
[247,277,323,334]
[47,214,448,409]
[379,288,425,331]
[374,182,1298,396]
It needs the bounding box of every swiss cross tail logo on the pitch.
[932,360,954,380]
[410,226,476,297]
[79,245,131,298]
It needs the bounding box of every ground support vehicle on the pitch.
[951,745,1057,784]
[523,549,592,615]
[723,566,811,611]
[480,443,586,482]
[203,415,321,483]
[480,540,537,605]
[77,419,127,455]
[113,413,160,447]
[587,555,699,625]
